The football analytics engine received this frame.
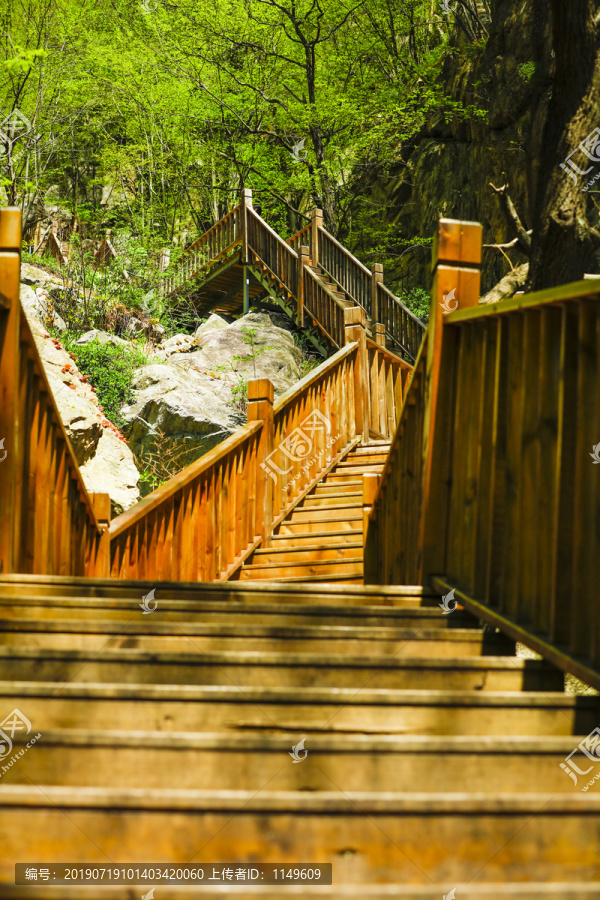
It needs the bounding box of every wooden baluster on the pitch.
[0,207,22,574]
[89,493,111,577]
[363,473,381,548]
[297,246,309,327]
[248,378,274,548]
[344,306,370,444]
[311,208,322,266]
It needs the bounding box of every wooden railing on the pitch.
[0,208,109,577]
[303,265,347,348]
[365,216,600,690]
[367,327,413,440]
[109,419,265,582]
[247,206,298,298]
[377,281,424,361]
[286,222,311,254]
[161,204,242,296]
[318,227,372,317]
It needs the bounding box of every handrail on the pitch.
[246,207,298,297]
[161,205,241,296]
[365,216,600,690]
[0,207,109,577]
[376,282,425,361]
[109,419,264,581]
[318,226,372,317]
[303,265,347,348]
[286,223,311,253]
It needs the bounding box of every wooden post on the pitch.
[371,263,383,323]
[374,323,386,347]
[297,245,309,327]
[0,208,22,574]
[311,208,323,266]
[362,473,380,547]
[242,267,250,314]
[344,306,370,445]
[89,492,111,577]
[419,218,482,583]
[247,377,274,548]
[240,188,252,264]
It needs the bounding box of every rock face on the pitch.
[20,281,141,516]
[362,1,553,298]
[121,312,302,470]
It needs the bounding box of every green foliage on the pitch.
[518,62,536,82]
[63,338,148,428]
[401,287,431,324]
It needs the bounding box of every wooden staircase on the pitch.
[236,443,389,583]
[0,575,599,898]
[2,208,600,895]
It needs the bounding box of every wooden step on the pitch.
[0,648,560,690]
[0,624,509,656]
[238,558,363,581]
[250,543,363,564]
[302,492,362,507]
[1,787,600,884]
[0,597,468,629]
[277,517,362,533]
[285,504,362,524]
[0,683,594,734]
[0,731,585,792]
[0,576,434,607]
[270,528,363,546]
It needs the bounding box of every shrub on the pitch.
[63,338,148,428]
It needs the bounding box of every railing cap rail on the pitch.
[247,206,298,258]
[443,277,600,324]
[273,341,358,415]
[109,419,263,538]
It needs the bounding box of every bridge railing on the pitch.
[0,208,110,577]
[365,216,600,690]
[376,281,424,361]
[318,226,372,317]
[246,204,298,298]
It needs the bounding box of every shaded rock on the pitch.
[120,362,240,469]
[76,329,130,347]
[79,429,141,517]
[19,284,67,333]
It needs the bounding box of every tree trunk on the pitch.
[528,0,600,289]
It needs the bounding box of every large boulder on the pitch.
[120,363,241,472]
[20,307,141,516]
[76,329,130,348]
[119,312,302,472]
[186,312,302,394]
[20,284,66,333]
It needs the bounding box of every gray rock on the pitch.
[19,284,67,332]
[79,429,141,517]
[20,311,140,514]
[76,329,130,347]
[188,312,302,394]
[120,362,240,469]
[20,263,62,288]
[193,313,229,341]
[159,333,193,352]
